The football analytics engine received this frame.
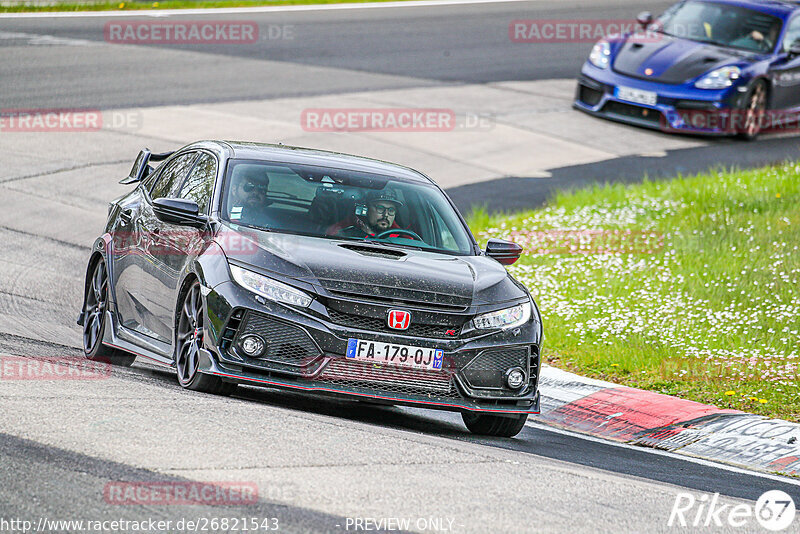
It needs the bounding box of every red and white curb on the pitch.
[535,365,800,477]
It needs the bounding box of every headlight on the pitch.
[694,66,741,89]
[230,264,312,308]
[589,40,611,69]
[473,302,532,331]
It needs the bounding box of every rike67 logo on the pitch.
[669,490,796,530]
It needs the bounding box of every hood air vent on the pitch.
[338,243,407,260]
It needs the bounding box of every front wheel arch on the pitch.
[737,78,769,141]
[79,251,106,324]
[173,276,235,395]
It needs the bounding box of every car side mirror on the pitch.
[485,238,523,265]
[636,11,653,28]
[152,198,207,228]
[789,42,800,57]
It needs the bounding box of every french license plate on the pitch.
[346,338,443,371]
[615,86,658,106]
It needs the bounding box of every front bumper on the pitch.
[574,63,749,135]
[201,281,542,415]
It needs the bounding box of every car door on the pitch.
[770,15,800,111]
[110,184,148,333]
[134,151,199,343]
[144,151,219,345]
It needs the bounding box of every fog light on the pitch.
[239,334,266,357]
[506,367,526,389]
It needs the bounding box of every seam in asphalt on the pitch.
[0,159,129,184]
[0,224,88,252]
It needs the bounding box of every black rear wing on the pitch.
[119,149,174,184]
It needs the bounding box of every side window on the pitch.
[429,203,459,251]
[150,152,197,201]
[179,153,217,214]
[783,17,800,52]
[141,162,160,192]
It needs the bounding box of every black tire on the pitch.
[461,412,528,437]
[738,80,767,141]
[82,258,136,367]
[175,280,236,396]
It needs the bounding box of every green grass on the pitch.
[0,0,409,12]
[468,163,800,421]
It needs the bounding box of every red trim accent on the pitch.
[209,370,538,414]
[103,341,538,414]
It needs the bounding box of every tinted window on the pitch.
[179,153,217,214]
[783,16,800,51]
[658,1,783,53]
[141,163,160,192]
[150,152,197,200]
[222,159,474,255]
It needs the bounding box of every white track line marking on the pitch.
[526,421,800,488]
[0,0,539,19]
[0,30,96,45]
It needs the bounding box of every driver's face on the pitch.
[233,177,268,209]
[367,201,396,232]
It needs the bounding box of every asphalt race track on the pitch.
[1,1,799,532]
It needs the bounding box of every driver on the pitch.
[732,22,781,52]
[228,165,272,226]
[334,190,408,239]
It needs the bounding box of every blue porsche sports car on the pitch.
[574,0,800,139]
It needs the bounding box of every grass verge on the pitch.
[468,163,800,421]
[0,0,407,13]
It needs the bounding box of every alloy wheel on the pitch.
[83,260,108,354]
[176,283,203,386]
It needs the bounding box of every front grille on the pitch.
[317,358,461,398]
[327,309,462,338]
[579,84,604,106]
[675,100,717,111]
[323,284,470,312]
[237,312,321,366]
[462,347,529,390]
[603,101,662,124]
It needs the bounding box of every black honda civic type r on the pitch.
[78,141,542,437]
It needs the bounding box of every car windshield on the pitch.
[657,1,783,53]
[221,159,475,255]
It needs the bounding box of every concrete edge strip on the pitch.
[0,0,537,18]
[535,364,800,478]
